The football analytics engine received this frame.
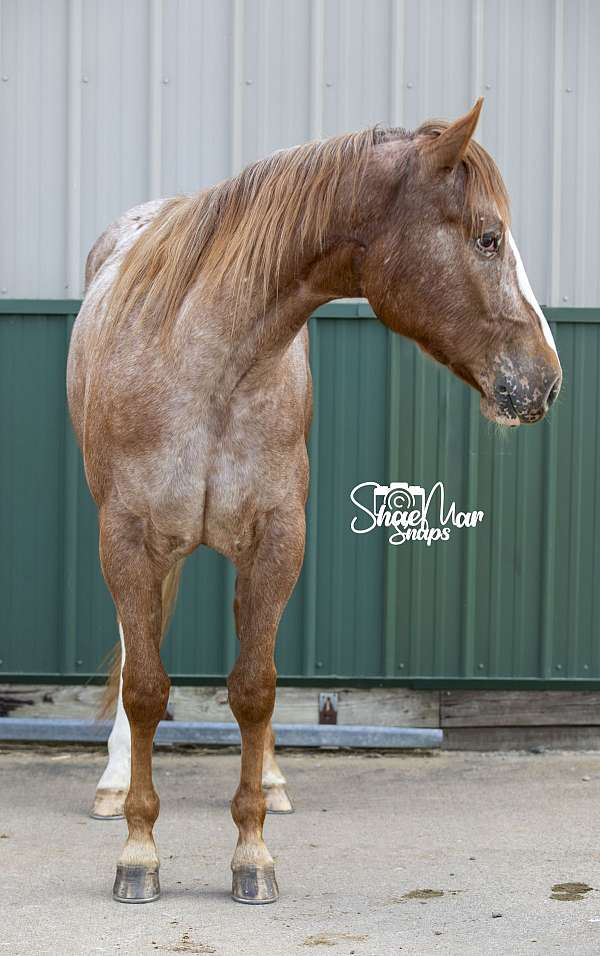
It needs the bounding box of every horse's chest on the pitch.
[202,419,307,559]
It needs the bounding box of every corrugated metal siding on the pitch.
[0,0,599,305]
[1,302,599,683]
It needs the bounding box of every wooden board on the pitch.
[0,684,439,728]
[441,690,600,727]
[444,725,600,751]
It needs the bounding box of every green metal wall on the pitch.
[1,300,599,686]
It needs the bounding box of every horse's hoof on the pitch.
[264,785,294,814]
[113,864,160,903]
[90,788,127,820]
[231,864,279,904]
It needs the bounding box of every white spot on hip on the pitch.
[508,230,558,357]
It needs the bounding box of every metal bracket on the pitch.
[318,692,338,724]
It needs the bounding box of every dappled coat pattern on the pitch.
[67,99,561,904]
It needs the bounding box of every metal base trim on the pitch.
[0,717,443,749]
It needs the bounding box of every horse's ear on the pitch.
[424,98,483,171]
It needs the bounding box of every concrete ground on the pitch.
[1,748,600,956]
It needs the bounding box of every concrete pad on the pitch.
[1,747,600,955]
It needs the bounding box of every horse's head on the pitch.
[363,99,562,426]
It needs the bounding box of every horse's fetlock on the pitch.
[125,788,160,826]
[231,785,266,831]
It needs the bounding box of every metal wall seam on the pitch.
[462,397,479,678]
[489,429,505,676]
[148,0,163,198]
[61,315,79,673]
[302,318,320,677]
[573,0,589,307]
[471,0,483,103]
[567,330,586,675]
[389,0,405,126]
[230,0,244,174]
[433,373,450,677]
[540,338,558,678]
[550,0,564,307]
[309,0,324,139]
[383,332,403,676]
[66,0,83,296]
[223,561,237,674]
[512,427,529,676]
[408,348,425,676]
[459,0,485,678]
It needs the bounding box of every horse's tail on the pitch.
[97,559,185,719]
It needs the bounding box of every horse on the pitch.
[66,98,562,905]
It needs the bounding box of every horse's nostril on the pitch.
[546,375,561,408]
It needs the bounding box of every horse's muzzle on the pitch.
[494,369,562,424]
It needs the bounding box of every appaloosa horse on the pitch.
[67,99,561,904]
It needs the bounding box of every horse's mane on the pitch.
[104,128,377,338]
[103,121,509,338]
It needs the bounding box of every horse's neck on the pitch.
[217,239,365,365]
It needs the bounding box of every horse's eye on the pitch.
[476,232,500,257]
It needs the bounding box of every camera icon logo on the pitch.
[372,482,426,520]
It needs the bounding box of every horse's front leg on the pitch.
[228,506,305,903]
[99,509,171,904]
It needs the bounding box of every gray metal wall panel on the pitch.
[0,0,599,304]
[79,0,151,278]
[0,0,68,298]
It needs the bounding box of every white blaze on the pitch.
[508,230,558,357]
[96,622,131,792]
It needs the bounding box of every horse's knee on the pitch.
[122,662,170,729]
[228,660,276,728]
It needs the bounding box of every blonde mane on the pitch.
[104,128,378,339]
[102,121,509,340]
